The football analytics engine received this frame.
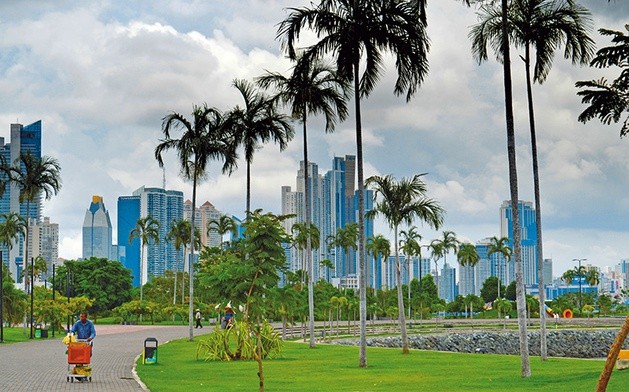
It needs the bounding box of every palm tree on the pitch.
[366,174,443,355]
[399,227,422,318]
[366,234,391,290]
[327,223,358,280]
[128,216,160,302]
[291,222,321,289]
[207,214,236,251]
[577,24,629,138]
[225,79,294,215]
[166,219,192,305]
[8,151,61,338]
[155,104,238,341]
[470,0,595,363]
[457,243,480,307]
[0,211,26,342]
[258,57,348,349]
[430,230,458,299]
[487,236,512,300]
[279,0,430,367]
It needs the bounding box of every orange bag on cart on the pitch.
[68,342,91,364]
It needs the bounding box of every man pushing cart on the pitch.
[65,311,96,382]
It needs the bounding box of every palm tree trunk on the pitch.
[303,117,316,349]
[355,55,368,368]
[246,162,251,215]
[524,43,548,361]
[189,175,197,341]
[597,315,629,391]
[501,0,531,377]
[394,228,408,354]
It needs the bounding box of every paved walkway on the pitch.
[0,324,205,391]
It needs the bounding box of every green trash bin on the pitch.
[143,337,158,364]
[35,328,41,338]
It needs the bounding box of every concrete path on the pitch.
[0,324,206,391]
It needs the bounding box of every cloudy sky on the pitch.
[0,0,628,278]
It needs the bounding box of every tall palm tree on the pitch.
[0,211,26,342]
[457,243,480,306]
[366,234,391,290]
[430,230,458,299]
[8,151,61,338]
[258,57,348,348]
[366,174,443,355]
[291,222,321,288]
[577,24,629,138]
[155,104,238,340]
[279,0,430,367]
[487,236,512,300]
[470,0,595,362]
[400,226,422,318]
[128,216,160,301]
[166,219,192,305]
[225,79,294,216]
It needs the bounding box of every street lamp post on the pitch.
[573,258,587,312]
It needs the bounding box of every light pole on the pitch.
[573,258,587,312]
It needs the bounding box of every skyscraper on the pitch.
[500,200,538,285]
[29,216,59,281]
[118,186,184,287]
[1,121,42,282]
[82,195,113,260]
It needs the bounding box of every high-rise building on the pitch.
[29,216,59,280]
[282,155,373,289]
[82,195,113,260]
[118,186,184,287]
[184,200,224,248]
[500,200,538,285]
[0,121,43,282]
[439,263,457,302]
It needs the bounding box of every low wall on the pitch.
[334,330,629,358]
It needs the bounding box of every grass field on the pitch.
[136,337,629,391]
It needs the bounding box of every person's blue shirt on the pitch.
[71,317,96,340]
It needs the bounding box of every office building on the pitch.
[500,200,538,285]
[82,195,113,260]
[0,121,43,282]
[118,186,184,287]
[184,200,224,248]
[29,216,59,281]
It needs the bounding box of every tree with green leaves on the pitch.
[0,211,26,340]
[207,214,236,250]
[430,231,458,300]
[327,223,358,280]
[8,151,61,338]
[577,24,629,138]
[487,236,512,300]
[258,56,348,349]
[366,174,443,354]
[226,79,294,216]
[166,218,192,305]
[480,276,505,304]
[457,242,480,301]
[470,0,594,362]
[399,226,422,318]
[366,234,391,291]
[155,103,238,341]
[279,0,431,367]
[129,216,160,302]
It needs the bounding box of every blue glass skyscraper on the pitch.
[82,195,113,260]
[500,200,538,286]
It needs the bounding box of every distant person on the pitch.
[195,309,203,328]
[223,305,234,329]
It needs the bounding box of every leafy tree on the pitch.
[487,236,511,299]
[577,24,629,137]
[366,234,391,290]
[327,223,358,278]
[279,0,431,368]
[54,258,133,314]
[0,211,26,339]
[155,103,238,341]
[597,294,613,317]
[166,218,192,305]
[457,243,480,299]
[505,280,517,301]
[207,214,236,250]
[399,226,423,317]
[480,276,506,303]
[430,230,458,298]
[129,216,160,301]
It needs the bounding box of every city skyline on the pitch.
[0,1,628,276]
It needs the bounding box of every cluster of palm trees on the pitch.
[0,151,61,340]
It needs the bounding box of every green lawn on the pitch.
[136,338,628,391]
